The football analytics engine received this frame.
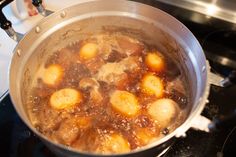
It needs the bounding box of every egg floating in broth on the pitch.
[79,43,98,60]
[96,133,131,154]
[145,52,165,72]
[41,64,64,86]
[50,88,82,110]
[110,90,140,117]
[141,73,164,98]
[147,98,178,128]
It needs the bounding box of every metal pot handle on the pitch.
[190,109,236,134]
[185,71,236,136]
[220,70,236,87]
[0,0,16,39]
[177,64,236,137]
[0,0,51,41]
[207,70,236,131]
[209,70,236,87]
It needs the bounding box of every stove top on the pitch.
[1,1,236,157]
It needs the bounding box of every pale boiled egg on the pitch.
[145,52,165,72]
[42,64,63,86]
[110,90,140,117]
[141,74,164,98]
[147,98,178,128]
[50,88,82,109]
[79,43,98,60]
[96,133,130,154]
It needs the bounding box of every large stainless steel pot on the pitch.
[0,0,222,156]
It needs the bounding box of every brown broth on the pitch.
[26,33,189,154]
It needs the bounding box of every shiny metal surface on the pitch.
[156,0,236,24]
[4,27,24,42]
[5,27,17,41]
[209,71,224,87]
[35,4,47,16]
[8,0,209,156]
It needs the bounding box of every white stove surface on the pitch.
[0,0,87,101]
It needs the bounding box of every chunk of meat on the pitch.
[106,50,126,62]
[56,48,77,67]
[54,118,80,145]
[95,56,141,86]
[83,57,105,74]
[120,56,141,72]
[72,128,102,152]
[79,77,100,89]
[95,62,124,84]
[90,89,103,104]
[36,105,62,132]
[116,35,144,56]
[79,78,103,104]
[115,73,129,90]
[32,80,54,98]
[63,63,91,88]
[95,35,116,60]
